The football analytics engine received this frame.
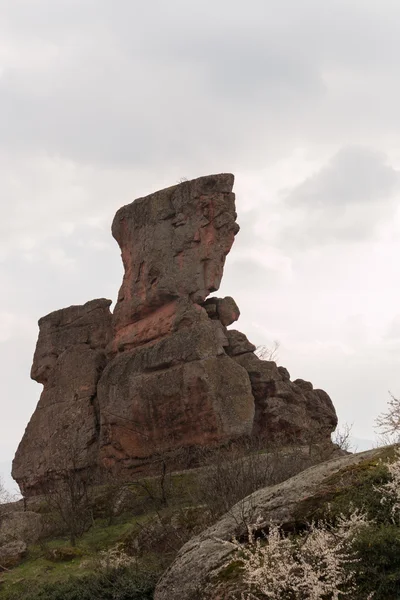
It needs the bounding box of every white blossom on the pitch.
[222,510,369,599]
[98,544,137,570]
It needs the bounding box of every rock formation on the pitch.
[154,447,382,600]
[12,174,337,496]
[12,299,112,494]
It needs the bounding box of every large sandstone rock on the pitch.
[232,352,337,443]
[98,175,254,471]
[12,299,112,495]
[12,173,338,496]
[111,173,238,345]
[154,448,382,600]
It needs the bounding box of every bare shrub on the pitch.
[255,340,280,363]
[0,477,17,529]
[39,436,96,546]
[0,478,12,511]
[123,505,211,563]
[42,467,95,546]
[332,422,354,452]
[195,441,313,522]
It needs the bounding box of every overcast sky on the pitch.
[1,0,400,491]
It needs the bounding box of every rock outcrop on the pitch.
[98,175,254,476]
[12,174,337,496]
[154,448,383,600]
[13,299,112,495]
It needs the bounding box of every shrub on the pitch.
[1,567,156,600]
[219,511,370,600]
[218,447,400,599]
[352,524,400,600]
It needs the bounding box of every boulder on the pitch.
[225,330,256,356]
[98,354,255,472]
[0,540,27,570]
[154,448,383,600]
[0,511,42,545]
[203,297,240,326]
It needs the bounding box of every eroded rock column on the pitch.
[97,174,255,473]
[12,299,112,495]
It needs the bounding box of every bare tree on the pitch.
[332,422,354,452]
[43,468,95,546]
[0,477,11,527]
[195,440,312,522]
[40,436,96,546]
[375,392,400,444]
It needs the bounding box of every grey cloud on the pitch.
[285,147,400,209]
[0,230,123,319]
[3,1,400,169]
[280,146,400,246]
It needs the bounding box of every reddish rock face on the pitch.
[12,299,112,496]
[98,319,254,473]
[98,175,254,473]
[111,174,239,346]
[12,174,338,496]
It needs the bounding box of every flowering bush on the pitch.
[218,449,400,599]
[98,544,138,570]
[222,510,369,600]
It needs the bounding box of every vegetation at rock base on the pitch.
[1,567,156,600]
[0,442,316,599]
[3,442,400,598]
[216,446,400,600]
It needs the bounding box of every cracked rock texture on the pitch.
[12,174,337,495]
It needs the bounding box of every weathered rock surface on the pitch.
[203,296,240,326]
[233,352,337,443]
[98,175,254,473]
[110,174,239,352]
[154,448,382,600]
[12,299,112,496]
[0,540,27,569]
[0,511,42,546]
[12,173,338,495]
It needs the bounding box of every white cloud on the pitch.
[0,312,36,343]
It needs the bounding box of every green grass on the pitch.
[0,469,201,597]
[293,447,396,526]
[0,512,160,594]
